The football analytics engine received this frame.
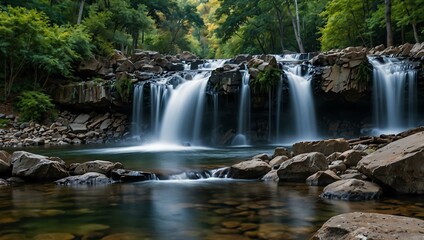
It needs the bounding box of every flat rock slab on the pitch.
[293,138,350,156]
[321,179,382,201]
[357,131,424,194]
[56,172,112,185]
[73,114,91,124]
[69,123,87,133]
[312,212,424,240]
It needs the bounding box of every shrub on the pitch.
[16,91,56,123]
[0,119,9,128]
[115,77,133,102]
[251,68,281,93]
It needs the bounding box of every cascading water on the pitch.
[159,72,210,145]
[369,57,418,133]
[131,82,146,139]
[275,74,284,141]
[212,93,219,145]
[284,64,317,141]
[232,68,251,146]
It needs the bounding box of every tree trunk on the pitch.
[411,23,420,43]
[385,0,393,47]
[286,0,305,53]
[77,0,85,25]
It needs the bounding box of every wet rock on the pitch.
[257,223,291,240]
[99,119,113,131]
[293,138,350,156]
[0,178,9,186]
[358,131,424,194]
[321,179,382,201]
[312,212,424,240]
[222,221,241,229]
[261,169,279,182]
[111,169,158,182]
[73,114,91,124]
[277,152,328,182]
[11,151,69,181]
[73,160,123,176]
[306,170,341,186]
[228,159,271,179]
[56,172,112,185]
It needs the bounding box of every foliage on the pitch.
[15,91,56,123]
[251,68,281,93]
[0,6,93,100]
[115,77,133,103]
[0,119,9,128]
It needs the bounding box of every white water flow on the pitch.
[285,65,317,141]
[232,69,251,146]
[275,74,283,141]
[369,57,417,133]
[212,93,219,145]
[131,81,146,138]
[150,83,171,138]
[159,72,210,145]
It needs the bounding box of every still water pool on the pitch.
[1,144,424,240]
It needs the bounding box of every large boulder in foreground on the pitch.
[357,131,424,194]
[312,212,424,240]
[227,159,271,179]
[293,139,350,156]
[11,151,69,181]
[321,179,382,201]
[277,152,328,182]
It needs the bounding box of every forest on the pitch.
[0,0,423,101]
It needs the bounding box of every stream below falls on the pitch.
[1,144,424,240]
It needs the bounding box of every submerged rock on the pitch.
[277,152,328,182]
[357,131,424,194]
[11,151,69,181]
[312,212,424,240]
[111,169,158,182]
[321,179,382,201]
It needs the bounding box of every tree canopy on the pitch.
[0,0,422,96]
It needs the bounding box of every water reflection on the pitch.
[1,181,423,240]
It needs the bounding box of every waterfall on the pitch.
[212,93,219,145]
[131,82,146,139]
[159,72,210,145]
[369,57,417,133]
[150,82,171,138]
[232,69,251,146]
[275,74,283,142]
[284,64,317,141]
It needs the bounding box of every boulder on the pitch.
[11,151,69,181]
[312,212,424,240]
[253,153,269,161]
[338,149,367,167]
[277,152,328,182]
[115,60,135,72]
[293,138,350,156]
[306,170,341,186]
[357,131,424,194]
[272,147,290,158]
[110,169,158,182]
[69,123,87,133]
[0,178,8,186]
[227,159,271,179]
[73,160,123,176]
[269,156,289,168]
[56,172,112,185]
[321,179,382,201]
[261,169,279,182]
[328,160,347,172]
